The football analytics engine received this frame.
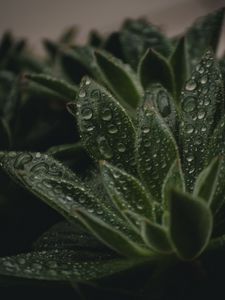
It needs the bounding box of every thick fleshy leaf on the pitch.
[143,83,177,135]
[76,77,136,174]
[141,219,172,254]
[95,50,143,109]
[100,161,153,222]
[136,106,179,202]
[186,8,225,69]
[0,250,136,281]
[168,189,213,260]
[60,46,101,84]
[26,73,78,100]
[119,19,173,69]
[33,221,109,252]
[162,159,185,210]
[138,49,175,96]
[0,152,136,239]
[206,118,225,215]
[75,208,151,258]
[170,37,189,97]
[179,50,224,191]
[194,157,221,205]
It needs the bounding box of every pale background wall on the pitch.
[0,0,224,55]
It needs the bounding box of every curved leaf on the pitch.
[162,159,185,209]
[95,50,143,109]
[76,77,136,174]
[100,161,153,223]
[26,73,78,100]
[75,208,151,258]
[170,37,189,97]
[119,19,173,69]
[194,157,221,205]
[179,50,224,191]
[136,106,179,202]
[168,189,213,260]
[186,8,225,69]
[141,219,172,254]
[0,250,136,282]
[138,49,175,96]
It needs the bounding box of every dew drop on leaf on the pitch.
[185,80,197,91]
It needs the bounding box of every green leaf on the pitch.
[162,159,185,210]
[168,189,212,260]
[0,250,136,281]
[25,73,78,101]
[100,161,153,222]
[186,8,225,69]
[136,106,179,202]
[119,19,173,69]
[193,157,221,205]
[138,49,175,96]
[179,50,224,191]
[75,208,151,258]
[0,152,135,238]
[170,37,189,97]
[143,83,177,135]
[76,77,136,174]
[95,50,143,109]
[33,221,110,253]
[141,219,172,254]
[60,46,101,84]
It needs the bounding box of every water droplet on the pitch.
[79,90,86,98]
[101,108,112,121]
[108,124,118,134]
[182,96,196,113]
[142,127,150,134]
[85,78,91,85]
[186,155,194,162]
[200,75,208,84]
[98,137,113,159]
[185,80,197,91]
[197,110,206,120]
[186,124,194,134]
[117,143,126,153]
[204,98,210,106]
[157,92,171,117]
[81,108,93,120]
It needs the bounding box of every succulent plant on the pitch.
[0,7,225,299]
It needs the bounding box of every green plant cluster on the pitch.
[0,7,225,299]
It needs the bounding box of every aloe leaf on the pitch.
[33,221,109,252]
[138,49,175,96]
[0,152,135,239]
[60,46,101,84]
[95,50,143,109]
[0,250,136,281]
[76,77,136,174]
[0,152,105,222]
[170,37,189,97]
[136,106,179,202]
[168,189,213,260]
[75,208,151,257]
[186,8,225,69]
[100,161,153,222]
[26,73,78,101]
[119,19,173,69]
[143,83,177,135]
[194,157,221,205]
[141,219,172,254]
[88,30,103,48]
[162,159,185,210]
[179,50,224,191]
